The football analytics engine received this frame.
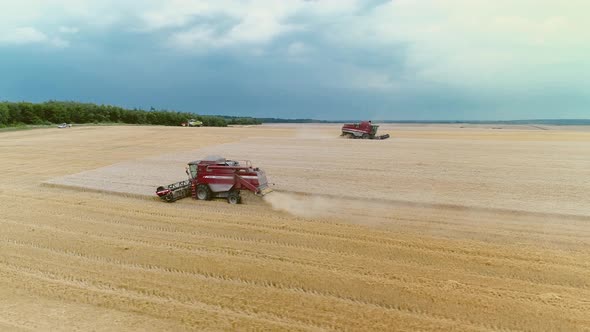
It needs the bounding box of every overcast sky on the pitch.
[1,0,588,120]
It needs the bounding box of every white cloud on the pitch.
[169,19,296,51]
[335,0,590,91]
[286,41,308,56]
[0,0,587,96]
[0,27,47,44]
[65,0,590,93]
[166,5,306,51]
[140,0,361,50]
[139,1,212,31]
[225,10,291,44]
[169,26,217,49]
[0,26,69,47]
[0,0,363,50]
[50,36,70,48]
[0,1,349,48]
[59,26,79,34]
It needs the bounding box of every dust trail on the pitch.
[263,191,383,224]
[263,192,337,218]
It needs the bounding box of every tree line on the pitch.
[0,101,261,127]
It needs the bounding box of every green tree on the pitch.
[0,101,241,128]
[0,103,10,126]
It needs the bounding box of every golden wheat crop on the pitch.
[1,125,589,331]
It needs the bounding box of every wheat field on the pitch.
[1,125,590,331]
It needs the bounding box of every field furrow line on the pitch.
[1,225,588,331]
[4,205,590,276]
[0,263,322,332]
[4,215,590,293]
[3,213,590,302]
[341,209,590,240]
[15,189,587,254]
[4,236,590,314]
[0,242,497,332]
[111,212,590,266]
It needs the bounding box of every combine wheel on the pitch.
[196,184,211,200]
[362,133,369,139]
[227,190,241,204]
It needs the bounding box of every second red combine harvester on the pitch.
[156,156,272,204]
[341,121,390,140]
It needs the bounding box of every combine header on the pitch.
[156,156,272,204]
[341,121,390,140]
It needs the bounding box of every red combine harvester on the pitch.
[156,156,272,204]
[341,121,390,140]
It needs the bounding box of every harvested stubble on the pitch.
[49,127,590,216]
[1,125,590,331]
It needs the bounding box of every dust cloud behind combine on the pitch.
[262,190,401,228]
[264,192,329,218]
[263,191,370,220]
[2,124,590,331]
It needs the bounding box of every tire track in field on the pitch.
[4,209,590,302]
[1,242,493,332]
[4,241,568,330]
[9,193,590,272]
[0,263,318,332]
[5,202,590,293]
[2,222,589,331]
[15,183,590,244]
[76,198,590,258]
[339,207,590,240]
[4,234,590,315]
[27,187,590,249]
[18,186,590,247]
[6,200,590,278]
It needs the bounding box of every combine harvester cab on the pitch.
[156,156,272,204]
[341,121,390,140]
